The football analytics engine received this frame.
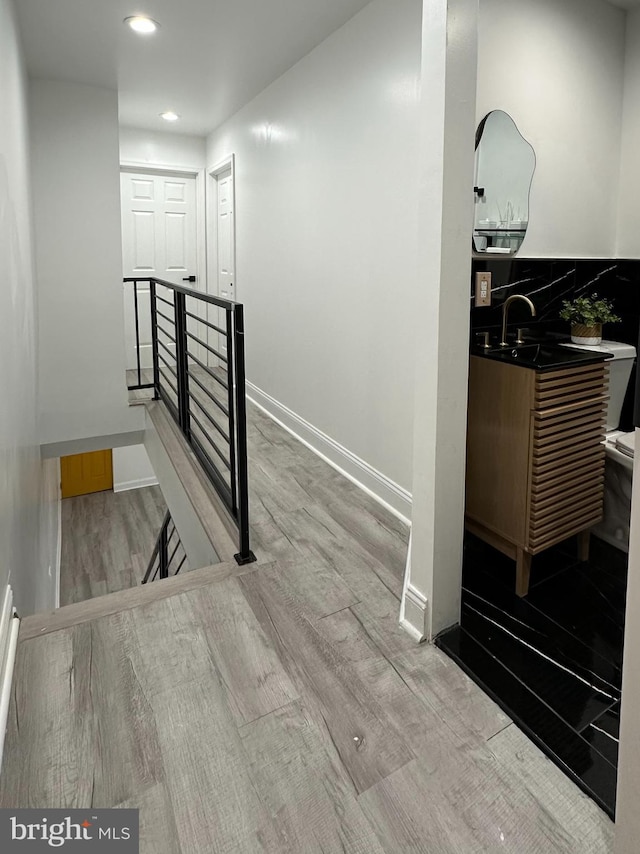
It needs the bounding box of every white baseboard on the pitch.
[55,485,62,610]
[114,476,159,493]
[399,532,429,642]
[400,583,429,642]
[246,382,412,525]
[0,585,20,772]
[0,587,13,678]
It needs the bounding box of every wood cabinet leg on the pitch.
[578,530,590,562]
[516,548,532,597]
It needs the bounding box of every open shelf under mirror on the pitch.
[473,227,527,254]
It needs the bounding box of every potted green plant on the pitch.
[559,294,620,345]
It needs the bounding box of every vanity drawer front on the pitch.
[531,402,606,468]
[531,466,605,506]
[529,444,604,508]
[534,363,609,410]
[531,445,605,484]
[532,395,606,439]
[533,399,608,438]
[532,428,606,466]
[530,484,604,525]
[528,502,603,552]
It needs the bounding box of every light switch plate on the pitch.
[475,272,492,307]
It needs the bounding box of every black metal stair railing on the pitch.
[125,276,256,566]
[142,511,187,583]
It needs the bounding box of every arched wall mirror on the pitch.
[473,110,536,256]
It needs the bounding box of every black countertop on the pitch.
[472,342,612,372]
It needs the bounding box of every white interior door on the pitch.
[121,170,198,371]
[208,165,235,364]
[216,168,235,303]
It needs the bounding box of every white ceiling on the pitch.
[15,0,640,137]
[14,0,373,136]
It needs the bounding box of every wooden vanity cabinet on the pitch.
[465,356,609,596]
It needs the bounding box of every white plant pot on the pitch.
[571,334,602,345]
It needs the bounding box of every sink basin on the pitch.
[477,342,612,371]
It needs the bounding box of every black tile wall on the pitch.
[470,257,640,347]
[470,257,640,429]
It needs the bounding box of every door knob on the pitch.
[182,275,196,283]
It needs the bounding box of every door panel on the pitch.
[165,212,188,271]
[131,178,154,200]
[165,181,186,202]
[121,171,198,372]
[132,211,155,271]
[61,450,113,499]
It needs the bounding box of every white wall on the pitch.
[113,444,157,492]
[119,127,206,171]
[616,8,640,259]
[206,0,421,496]
[477,0,626,258]
[0,0,57,615]
[30,79,144,447]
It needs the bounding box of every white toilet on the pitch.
[564,340,636,551]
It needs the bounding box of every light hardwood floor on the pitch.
[60,485,168,605]
[0,398,614,852]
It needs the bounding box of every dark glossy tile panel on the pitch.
[470,257,640,355]
[463,540,623,692]
[435,626,618,818]
[470,258,576,337]
[581,704,620,768]
[555,535,629,584]
[526,564,626,673]
[461,592,620,719]
[437,533,627,817]
[574,260,640,349]
[460,601,614,731]
[465,532,581,592]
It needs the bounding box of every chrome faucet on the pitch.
[500,294,537,346]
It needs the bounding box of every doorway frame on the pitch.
[119,161,207,292]
[206,154,237,302]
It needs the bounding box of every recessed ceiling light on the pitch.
[124,16,159,34]
[160,111,180,122]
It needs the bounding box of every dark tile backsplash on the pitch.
[470,258,640,348]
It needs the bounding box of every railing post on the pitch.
[150,279,160,400]
[174,291,191,438]
[232,305,256,565]
[225,309,238,515]
[159,519,169,579]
